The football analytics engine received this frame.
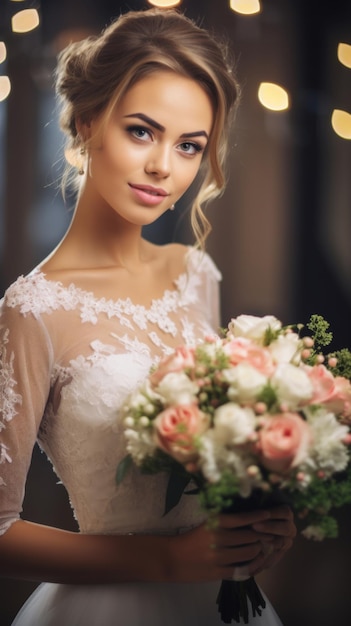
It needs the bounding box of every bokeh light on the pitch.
[11,8,40,33]
[230,0,261,15]
[331,109,351,140]
[337,43,351,69]
[258,82,289,111]
[0,76,11,102]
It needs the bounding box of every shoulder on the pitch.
[147,241,222,282]
[1,271,66,318]
[184,246,222,282]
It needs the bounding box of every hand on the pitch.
[249,505,296,575]
[168,509,275,583]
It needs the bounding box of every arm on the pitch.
[0,509,283,585]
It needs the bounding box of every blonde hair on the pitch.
[55,8,240,247]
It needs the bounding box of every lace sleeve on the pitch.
[0,295,53,535]
[186,248,222,331]
[204,255,222,331]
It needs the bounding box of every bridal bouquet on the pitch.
[117,314,351,624]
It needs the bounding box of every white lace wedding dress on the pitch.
[0,247,283,625]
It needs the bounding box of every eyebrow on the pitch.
[124,113,209,140]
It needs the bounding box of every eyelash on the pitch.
[126,125,204,156]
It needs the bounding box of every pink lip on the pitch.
[128,183,169,207]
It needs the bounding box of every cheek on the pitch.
[175,159,202,192]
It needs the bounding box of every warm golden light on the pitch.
[337,43,351,69]
[11,8,40,33]
[230,0,261,15]
[331,109,351,140]
[0,42,7,64]
[258,82,289,111]
[0,76,11,102]
[147,0,181,7]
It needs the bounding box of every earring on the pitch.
[78,146,86,175]
[170,204,175,211]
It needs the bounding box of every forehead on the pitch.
[116,71,213,135]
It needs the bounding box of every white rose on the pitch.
[269,333,302,365]
[271,363,313,408]
[156,372,198,405]
[228,314,282,344]
[223,364,267,402]
[307,410,349,473]
[213,403,256,444]
[199,341,222,360]
[198,432,254,496]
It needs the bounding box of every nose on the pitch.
[145,144,171,178]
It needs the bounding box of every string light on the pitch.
[331,109,351,140]
[0,42,7,64]
[0,76,11,102]
[337,43,351,69]
[11,8,40,33]
[147,0,181,7]
[229,0,261,16]
[258,82,289,111]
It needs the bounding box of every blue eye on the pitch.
[127,126,152,141]
[179,142,203,155]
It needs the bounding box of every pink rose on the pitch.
[330,377,351,420]
[306,364,351,419]
[223,337,274,376]
[258,412,312,473]
[150,346,195,386]
[154,404,209,463]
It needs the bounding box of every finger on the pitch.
[251,519,296,538]
[221,551,267,580]
[260,539,294,570]
[215,541,263,567]
[217,510,270,529]
[263,505,294,520]
[212,528,276,548]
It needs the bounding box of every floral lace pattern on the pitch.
[0,247,221,536]
[0,326,23,479]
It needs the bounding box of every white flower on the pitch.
[223,363,267,402]
[156,372,199,405]
[124,428,156,463]
[307,410,349,473]
[302,525,326,541]
[228,315,282,344]
[213,403,256,445]
[198,435,221,482]
[128,392,149,410]
[269,333,302,365]
[198,432,254,496]
[198,341,223,360]
[271,363,313,408]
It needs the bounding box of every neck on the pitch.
[59,187,151,271]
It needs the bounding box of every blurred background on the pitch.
[0,0,350,624]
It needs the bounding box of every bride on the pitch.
[0,8,295,625]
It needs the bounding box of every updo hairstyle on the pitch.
[55,8,240,246]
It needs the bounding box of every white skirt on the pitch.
[12,580,283,626]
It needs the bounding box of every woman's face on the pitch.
[84,71,213,227]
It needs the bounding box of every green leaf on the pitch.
[164,468,192,516]
[116,454,133,485]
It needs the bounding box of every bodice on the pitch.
[0,247,221,536]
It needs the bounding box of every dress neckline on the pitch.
[29,246,196,312]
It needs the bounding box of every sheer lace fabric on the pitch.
[0,247,220,535]
[0,246,283,625]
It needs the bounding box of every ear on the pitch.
[75,116,92,143]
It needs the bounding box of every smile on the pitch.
[128,183,170,206]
